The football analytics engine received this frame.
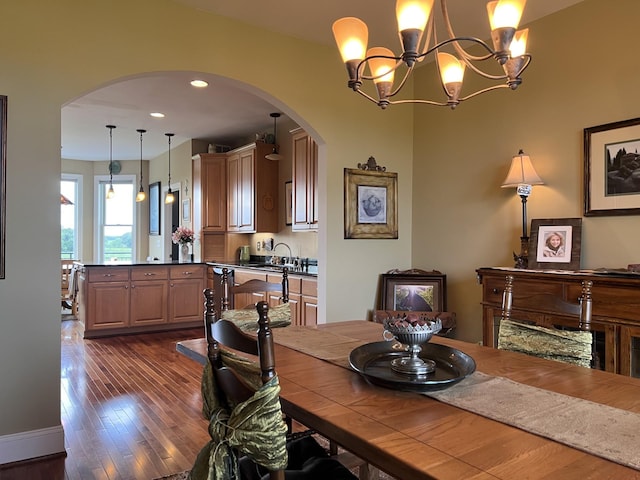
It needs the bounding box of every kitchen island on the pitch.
[75,262,206,338]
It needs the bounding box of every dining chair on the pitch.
[217,266,291,332]
[190,292,357,480]
[498,274,595,368]
[61,259,78,314]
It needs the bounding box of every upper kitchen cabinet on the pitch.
[227,141,279,233]
[193,153,227,232]
[291,129,318,231]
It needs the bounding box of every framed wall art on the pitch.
[285,180,292,226]
[182,198,190,222]
[528,218,582,270]
[149,181,161,235]
[344,166,398,239]
[0,95,5,279]
[379,270,446,312]
[584,117,640,216]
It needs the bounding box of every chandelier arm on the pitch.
[355,88,386,106]
[458,84,510,102]
[390,98,451,107]
[418,13,435,60]
[385,66,414,98]
[461,59,509,80]
[359,58,404,82]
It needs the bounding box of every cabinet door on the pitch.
[301,295,318,326]
[620,325,640,378]
[130,280,168,326]
[169,278,205,323]
[227,152,240,231]
[238,148,255,231]
[288,293,301,326]
[87,282,130,329]
[201,155,226,231]
[292,132,318,231]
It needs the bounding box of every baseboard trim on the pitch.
[0,425,65,465]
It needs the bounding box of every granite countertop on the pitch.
[207,260,318,277]
[75,261,207,267]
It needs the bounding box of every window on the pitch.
[95,175,136,263]
[61,175,81,259]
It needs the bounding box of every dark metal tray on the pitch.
[349,341,476,392]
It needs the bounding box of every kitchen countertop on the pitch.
[207,260,318,277]
[74,261,207,267]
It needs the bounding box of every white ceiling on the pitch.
[61,0,585,161]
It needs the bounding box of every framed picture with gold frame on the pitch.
[344,168,398,239]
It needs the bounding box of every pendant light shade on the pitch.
[265,112,284,161]
[165,133,175,204]
[136,129,147,202]
[106,125,116,199]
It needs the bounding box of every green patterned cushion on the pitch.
[221,302,291,332]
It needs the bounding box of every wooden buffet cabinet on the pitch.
[477,267,640,377]
[76,263,205,338]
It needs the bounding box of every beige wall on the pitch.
[0,0,412,459]
[411,0,640,341]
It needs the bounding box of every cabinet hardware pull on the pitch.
[183,271,193,275]
[144,272,156,276]
[492,288,500,294]
[104,274,114,277]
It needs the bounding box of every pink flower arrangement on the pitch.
[172,226,195,245]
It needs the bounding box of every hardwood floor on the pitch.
[0,320,209,480]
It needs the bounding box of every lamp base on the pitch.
[513,236,529,269]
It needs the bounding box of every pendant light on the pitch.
[165,133,175,204]
[135,129,147,202]
[106,125,116,199]
[265,112,284,161]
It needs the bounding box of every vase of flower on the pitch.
[179,243,190,263]
[172,226,195,263]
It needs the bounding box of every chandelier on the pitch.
[332,0,531,109]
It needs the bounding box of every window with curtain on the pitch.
[96,177,135,263]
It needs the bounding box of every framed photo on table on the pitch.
[344,167,398,239]
[528,218,582,270]
[584,117,640,216]
[379,270,446,312]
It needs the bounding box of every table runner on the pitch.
[273,326,640,471]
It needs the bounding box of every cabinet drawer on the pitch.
[88,267,129,283]
[235,270,267,284]
[482,275,563,306]
[284,275,302,295]
[567,283,640,323]
[301,277,317,297]
[170,265,204,279]
[131,266,168,281]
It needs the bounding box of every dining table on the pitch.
[177,320,640,480]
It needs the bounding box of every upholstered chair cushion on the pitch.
[221,302,291,332]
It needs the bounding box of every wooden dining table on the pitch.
[177,320,640,480]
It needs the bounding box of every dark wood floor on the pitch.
[0,320,209,480]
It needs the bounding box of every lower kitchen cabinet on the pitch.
[77,263,205,338]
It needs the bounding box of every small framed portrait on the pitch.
[344,167,398,239]
[528,218,582,270]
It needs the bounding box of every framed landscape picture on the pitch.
[584,117,640,216]
[528,218,582,270]
[379,270,446,312]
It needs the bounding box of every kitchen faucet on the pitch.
[271,242,293,265]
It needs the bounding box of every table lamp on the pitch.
[501,149,544,268]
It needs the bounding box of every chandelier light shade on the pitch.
[265,112,284,161]
[501,149,544,268]
[332,0,531,109]
[136,129,147,203]
[106,125,116,199]
[165,133,175,204]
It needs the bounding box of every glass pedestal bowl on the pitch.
[383,316,443,376]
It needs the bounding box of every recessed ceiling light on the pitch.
[150,112,165,118]
[190,79,209,88]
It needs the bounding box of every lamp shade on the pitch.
[501,150,544,187]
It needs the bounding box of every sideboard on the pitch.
[476,267,640,377]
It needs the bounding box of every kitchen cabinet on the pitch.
[168,265,205,323]
[300,277,318,326]
[77,264,205,338]
[227,141,278,233]
[477,267,640,377]
[291,128,318,231]
[192,153,252,262]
